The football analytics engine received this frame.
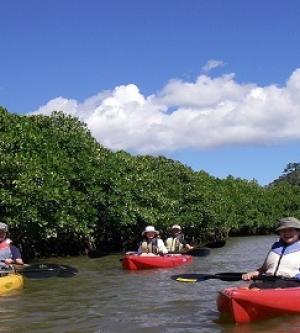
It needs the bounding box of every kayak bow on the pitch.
[218,285,300,323]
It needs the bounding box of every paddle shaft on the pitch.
[172,272,300,283]
[168,248,210,257]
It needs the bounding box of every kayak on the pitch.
[122,254,193,270]
[0,274,24,295]
[217,285,300,324]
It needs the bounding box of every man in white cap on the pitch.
[137,226,168,256]
[242,217,300,288]
[165,224,193,253]
[0,222,24,270]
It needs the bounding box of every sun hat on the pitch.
[0,222,8,232]
[276,217,300,232]
[171,224,182,231]
[142,226,159,236]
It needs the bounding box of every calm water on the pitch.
[2,235,300,333]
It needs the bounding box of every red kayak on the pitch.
[217,286,300,324]
[122,254,192,270]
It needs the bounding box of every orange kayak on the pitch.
[122,254,192,270]
[217,285,300,324]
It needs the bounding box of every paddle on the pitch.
[203,240,226,249]
[171,272,300,283]
[171,272,245,282]
[168,240,226,257]
[168,248,211,257]
[13,263,78,279]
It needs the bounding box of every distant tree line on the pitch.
[1,106,299,259]
[269,163,300,186]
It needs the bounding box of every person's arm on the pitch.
[7,245,24,265]
[242,257,267,281]
[185,243,193,251]
[179,237,193,251]
[242,269,262,281]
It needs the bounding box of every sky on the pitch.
[1,0,300,186]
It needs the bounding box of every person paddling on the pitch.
[165,225,193,253]
[0,222,24,271]
[137,226,168,256]
[242,217,300,288]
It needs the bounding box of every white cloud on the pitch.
[31,68,300,153]
[202,59,224,72]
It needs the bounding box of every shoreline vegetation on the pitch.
[1,106,299,259]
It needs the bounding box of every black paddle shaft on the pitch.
[171,272,246,282]
[171,272,300,283]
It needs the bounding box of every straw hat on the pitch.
[142,226,159,236]
[276,217,300,232]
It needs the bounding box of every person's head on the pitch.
[171,224,182,237]
[142,226,159,240]
[0,222,8,242]
[276,217,300,244]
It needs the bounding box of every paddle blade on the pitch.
[16,263,78,279]
[171,273,214,283]
[204,240,226,249]
[18,264,61,279]
[186,248,210,257]
[56,264,78,278]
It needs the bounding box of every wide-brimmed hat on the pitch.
[276,217,300,232]
[142,226,159,236]
[171,224,182,231]
[0,222,8,232]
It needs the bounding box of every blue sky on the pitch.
[1,1,300,185]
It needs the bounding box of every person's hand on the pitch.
[242,270,260,281]
[125,251,136,255]
[4,258,14,265]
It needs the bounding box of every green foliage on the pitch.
[1,106,300,258]
[1,108,109,257]
[270,162,300,186]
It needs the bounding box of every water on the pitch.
[1,235,300,332]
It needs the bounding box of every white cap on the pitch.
[142,226,159,236]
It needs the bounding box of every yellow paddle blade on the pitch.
[176,277,197,283]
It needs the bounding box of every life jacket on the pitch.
[263,240,300,279]
[140,238,158,254]
[0,239,13,269]
[165,235,184,252]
